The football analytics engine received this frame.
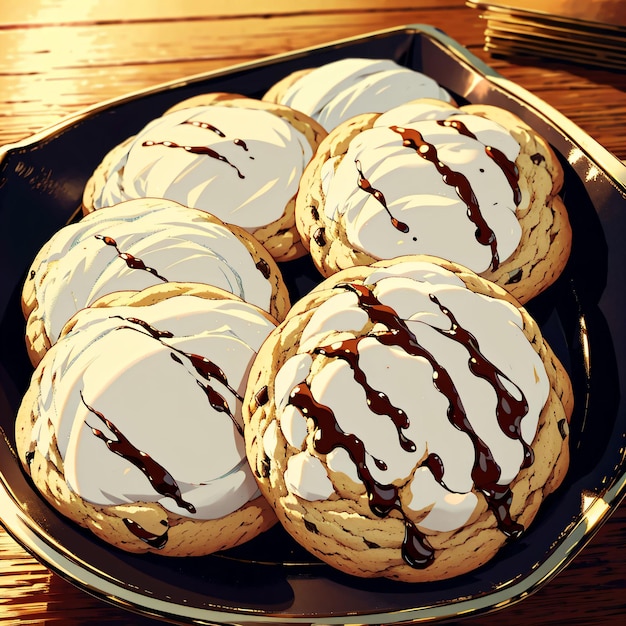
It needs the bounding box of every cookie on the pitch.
[295,98,572,304]
[16,283,278,556]
[22,197,289,366]
[243,255,573,582]
[263,57,453,132]
[82,92,328,261]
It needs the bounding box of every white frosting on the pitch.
[320,101,526,273]
[269,262,549,532]
[29,199,275,346]
[30,295,276,520]
[93,105,313,230]
[284,452,334,501]
[275,58,451,132]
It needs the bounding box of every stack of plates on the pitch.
[466,0,626,70]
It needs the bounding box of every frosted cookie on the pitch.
[82,93,327,261]
[22,198,289,366]
[263,57,453,132]
[16,283,278,556]
[243,255,573,582]
[295,98,572,304]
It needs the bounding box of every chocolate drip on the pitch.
[485,146,521,205]
[335,283,525,538]
[234,138,251,154]
[109,316,243,436]
[29,270,36,280]
[315,338,416,453]
[123,518,169,549]
[390,125,500,271]
[142,140,245,179]
[95,234,168,282]
[355,159,409,233]
[80,391,196,513]
[110,315,174,339]
[313,227,326,247]
[179,350,242,401]
[182,120,225,137]
[437,118,477,139]
[437,118,521,206]
[428,293,532,468]
[531,152,545,165]
[424,452,445,483]
[170,351,243,436]
[181,120,253,157]
[288,383,434,568]
[255,258,271,279]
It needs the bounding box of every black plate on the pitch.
[1,24,625,626]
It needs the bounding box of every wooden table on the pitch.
[0,1,624,624]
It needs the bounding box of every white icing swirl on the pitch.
[28,199,275,346]
[269,261,549,533]
[275,58,451,131]
[93,105,313,230]
[320,101,526,273]
[30,295,276,519]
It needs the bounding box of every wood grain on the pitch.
[0,1,625,625]
[1,1,625,156]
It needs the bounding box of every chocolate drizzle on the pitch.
[123,518,169,549]
[80,390,196,513]
[391,124,502,270]
[436,118,477,139]
[182,120,225,137]
[142,140,245,179]
[355,159,409,233]
[234,138,252,156]
[110,315,174,339]
[288,282,532,568]
[344,283,526,537]
[314,337,416,454]
[428,293,532,468]
[436,118,521,206]
[485,146,522,206]
[95,234,168,282]
[288,382,434,568]
[181,120,252,157]
[111,316,244,436]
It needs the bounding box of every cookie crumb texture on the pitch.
[243,256,573,581]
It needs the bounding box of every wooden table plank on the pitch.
[1,6,625,158]
[0,1,457,25]
[0,8,486,146]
